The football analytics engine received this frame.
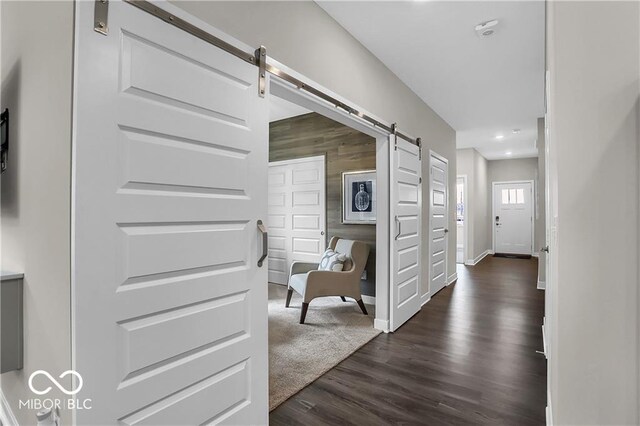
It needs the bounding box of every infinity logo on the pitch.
[28,370,83,396]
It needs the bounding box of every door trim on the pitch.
[491,180,535,255]
[428,150,449,300]
[456,174,468,265]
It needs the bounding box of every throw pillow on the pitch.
[318,249,347,272]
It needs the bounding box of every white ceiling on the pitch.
[269,95,311,123]
[317,1,545,160]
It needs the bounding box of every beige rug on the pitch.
[268,283,381,411]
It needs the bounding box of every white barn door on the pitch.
[268,156,326,285]
[429,153,449,296]
[72,2,268,424]
[389,136,422,331]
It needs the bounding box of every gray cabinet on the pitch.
[1,272,23,373]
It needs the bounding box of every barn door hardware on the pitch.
[94,0,109,35]
[115,0,424,145]
[255,46,267,98]
[392,123,398,150]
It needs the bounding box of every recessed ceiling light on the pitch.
[512,129,521,134]
[505,151,512,156]
[495,134,504,140]
[475,19,499,38]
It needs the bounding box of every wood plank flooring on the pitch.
[270,256,546,425]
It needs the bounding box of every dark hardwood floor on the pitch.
[270,256,546,425]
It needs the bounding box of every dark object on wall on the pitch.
[1,108,9,173]
[342,170,376,224]
[1,272,24,373]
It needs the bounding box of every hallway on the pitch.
[270,256,546,425]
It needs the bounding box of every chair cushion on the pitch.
[318,249,347,271]
[289,273,308,296]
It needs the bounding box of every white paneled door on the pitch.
[73,2,268,424]
[389,136,422,331]
[268,156,326,285]
[429,153,448,296]
[493,181,534,255]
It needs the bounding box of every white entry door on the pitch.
[73,2,268,424]
[267,156,326,285]
[493,181,534,255]
[429,153,449,296]
[389,136,422,331]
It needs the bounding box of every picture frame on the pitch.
[342,170,376,224]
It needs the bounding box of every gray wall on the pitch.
[0,1,74,424]
[456,148,490,262]
[170,0,458,298]
[547,1,639,424]
[487,157,538,184]
[269,113,377,296]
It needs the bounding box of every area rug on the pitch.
[268,283,380,411]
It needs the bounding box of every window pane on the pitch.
[509,189,517,204]
[502,189,509,204]
[516,188,525,204]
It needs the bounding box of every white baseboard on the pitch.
[465,249,493,266]
[447,272,458,285]
[374,318,389,333]
[541,322,548,358]
[0,388,18,426]
[361,295,376,305]
[546,388,553,426]
[537,280,546,290]
[420,293,431,306]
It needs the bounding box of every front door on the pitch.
[73,1,268,423]
[267,156,326,285]
[493,182,534,255]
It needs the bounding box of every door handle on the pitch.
[257,220,268,267]
[541,246,549,253]
[444,228,449,234]
[395,216,402,240]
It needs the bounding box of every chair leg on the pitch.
[300,302,309,324]
[356,299,368,315]
[340,296,347,302]
[285,289,293,308]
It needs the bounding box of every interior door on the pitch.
[429,153,448,296]
[389,136,422,331]
[267,156,326,285]
[72,2,268,424]
[493,182,533,255]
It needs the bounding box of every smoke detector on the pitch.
[475,19,499,37]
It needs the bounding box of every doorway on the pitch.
[492,181,534,255]
[456,176,466,264]
[265,99,382,409]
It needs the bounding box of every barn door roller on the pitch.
[94,0,109,35]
